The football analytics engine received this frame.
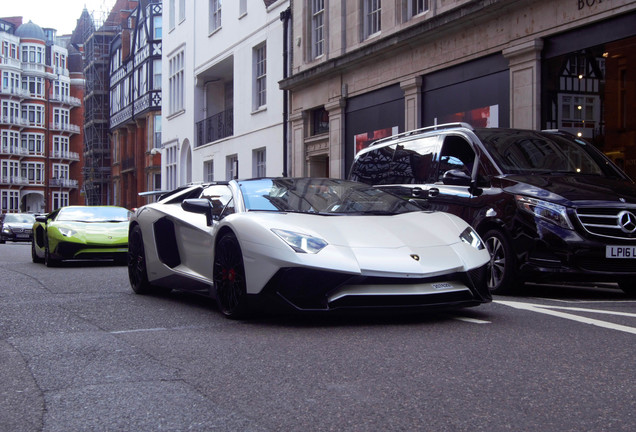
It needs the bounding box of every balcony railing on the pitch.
[49,178,78,188]
[0,146,29,156]
[21,63,45,74]
[49,93,82,107]
[0,56,21,68]
[0,86,30,98]
[0,115,29,127]
[0,176,29,185]
[49,122,80,134]
[51,150,80,161]
[196,109,233,147]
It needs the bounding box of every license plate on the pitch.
[606,246,636,259]
[16,234,29,238]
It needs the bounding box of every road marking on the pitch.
[534,304,636,318]
[110,327,167,334]
[452,316,491,324]
[495,300,636,335]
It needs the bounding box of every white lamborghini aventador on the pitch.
[128,178,491,318]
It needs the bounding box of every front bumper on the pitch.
[514,218,636,284]
[259,264,491,312]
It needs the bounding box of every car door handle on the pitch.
[428,188,439,197]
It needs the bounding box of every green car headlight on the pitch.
[272,229,328,254]
[460,226,484,250]
[58,227,77,237]
[515,195,573,230]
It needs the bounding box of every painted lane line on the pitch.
[532,304,636,318]
[453,316,491,324]
[110,327,168,334]
[495,300,636,335]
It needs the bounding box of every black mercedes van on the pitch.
[350,123,636,295]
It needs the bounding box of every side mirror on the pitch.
[442,169,471,186]
[35,215,48,223]
[181,198,224,225]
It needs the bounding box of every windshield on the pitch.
[238,178,421,215]
[3,214,35,224]
[56,206,131,222]
[475,129,622,177]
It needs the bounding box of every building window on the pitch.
[165,144,178,190]
[53,135,70,157]
[169,0,175,30]
[204,160,214,182]
[169,50,184,114]
[403,0,428,19]
[22,162,44,184]
[53,108,70,130]
[311,107,329,135]
[22,76,44,98]
[239,0,247,16]
[52,80,70,100]
[1,160,20,182]
[1,130,20,154]
[311,0,325,59]
[1,100,20,122]
[2,71,20,93]
[153,59,162,90]
[209,0,222,33]
[52,164,69,180]
[363,0,381,39]
[179,0,186,22]
[226,154,238,180]
[153,16,162,39]
[52,191,69,210]
[254,43,266,109]
[21,104,44,127]
[152,115,162,149]
[23,133,45,155]
[253,148,266,178]
[1,190,20,212]
[20,44,44,64]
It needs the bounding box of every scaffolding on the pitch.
[82,10,118,205]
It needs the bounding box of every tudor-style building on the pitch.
[0,18,85,214]
[109,0,162,209]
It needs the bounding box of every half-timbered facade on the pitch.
[109,0,162,209]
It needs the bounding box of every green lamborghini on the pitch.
[32,206,131,267]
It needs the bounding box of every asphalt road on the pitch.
[1,242,634,432]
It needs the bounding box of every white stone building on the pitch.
[161,0,289,189]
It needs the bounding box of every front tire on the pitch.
[128,224,169,295]
[483,229,518,295]
[44,246,59,267]
[213,232,250,319]
[31,241,43,263]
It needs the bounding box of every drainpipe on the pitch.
[280,7,291,177]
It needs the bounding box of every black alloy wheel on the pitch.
[128,224,166,294]
[213,232,249,319]
[31,241,43,263]
[483,229,517,294]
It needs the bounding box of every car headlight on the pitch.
[58,227,77,237]
[460,226,484,250]
[515,195,573,229]
[272,229,328,254]
[2,227,11,234]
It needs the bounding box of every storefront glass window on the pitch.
[543,35,636,179]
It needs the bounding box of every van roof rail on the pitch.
[370,122,474,147]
